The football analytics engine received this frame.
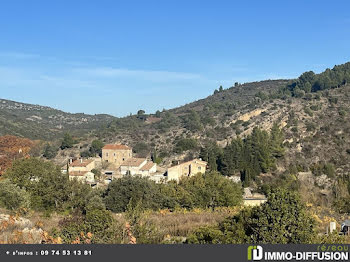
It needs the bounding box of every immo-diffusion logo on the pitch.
[247,245,349,261]
[247,245,263,261]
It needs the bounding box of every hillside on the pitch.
[1,62,350,244]
[2,63,350,201]
[100,80,290,154]
[97,63,350,176]
[91,62,350,209]
[0,80,289,146]
[0,99,116,140]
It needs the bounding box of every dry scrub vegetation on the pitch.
[145,207,240,238]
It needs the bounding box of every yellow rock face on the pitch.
[238,109,263,122]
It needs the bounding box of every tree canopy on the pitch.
[43,143,59,159]
[200,125,284,186]
[283,62,350,97]
[60,133,75,150]
[187,188,315,244]
[103,172,242,212]
[5,158,70,211]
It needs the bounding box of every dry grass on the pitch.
[144,207,240,237]
[0,208,65,244]
[24,211,64,233]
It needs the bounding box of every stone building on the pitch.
[68,171,95,184]
[120,158,157,177]
[120,158,147,175]
[242,188,267,206]
[69,158,96,172]
[139,162,157,177]
[166,159,207,182]
[102,144,132,169]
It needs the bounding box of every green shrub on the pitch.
[4,158,70,211]
[59,208,121,244]
[133,142,150,157]
[60,133,75,150]
[183,110,203,132]
[174,138,198,153]
[306,122,316,132]
[310,105,320,111]
[187,188,315,244]
[103,172,243,213]
[186,226,224,244]
[42,143,58,159]
[103,176,162,212]
[304,107,313,117]
[179,172,243,209]
[311,162,335,178]
[0,179,30,210]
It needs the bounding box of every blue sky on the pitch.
[0,0,349,116]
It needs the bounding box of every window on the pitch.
[106,153,109,157]
[123,158,125,161]
[114,153,116,156]
[198,166,201,171]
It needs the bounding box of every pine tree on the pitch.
[220,138,243,176]
[269,123,284,158]
[60,133,75,150]
[43,143,58,159]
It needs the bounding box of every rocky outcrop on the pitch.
[0,214,44,244]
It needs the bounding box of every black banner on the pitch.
[0,244,348,262]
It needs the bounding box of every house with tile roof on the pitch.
[139,162,157,177]
[68,170,95,184]
[120,157,157,177]
[102,144,132,169]
[166,159,207,182]
[69,158,96,172]
[120,158,147,175]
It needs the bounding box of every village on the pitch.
[62,143,208,187]
[60,142,272,208]
[54,142,350,236]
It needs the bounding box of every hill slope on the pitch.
[2,62,350,188]
[0,99,116,140]
[0,80,288,142]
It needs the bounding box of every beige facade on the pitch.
[69,159,96,172]
[243,190,267,207]
[167,159,207,182]
[149,173,166,183]
[69,171,95,184]
[102,144,132,169]
[120,158,157,177]
[120,158,147,175]
[243,198,267,207]
[139,162,157,177]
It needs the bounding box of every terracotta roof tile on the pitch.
[182,159,207,166]
[170,159,207,169]
[120,158,146,167]
[140,162,156,171]
[69,159,94,167]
